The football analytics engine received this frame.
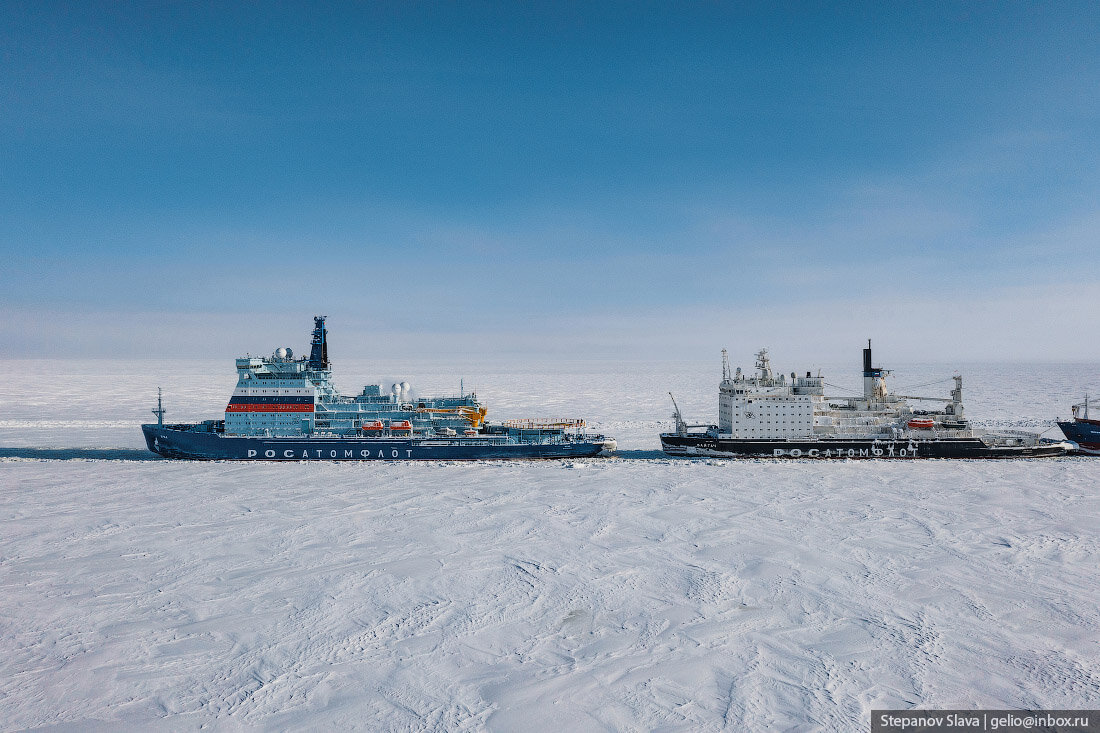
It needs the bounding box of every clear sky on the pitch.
[2,1,1098,363]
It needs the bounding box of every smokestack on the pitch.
[308,316,329,370]
[863,339,872,375]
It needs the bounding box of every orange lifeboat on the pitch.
[463,429,478,436]
[907,417,935,430]
[390,420,413,433]
[360,419,384,433]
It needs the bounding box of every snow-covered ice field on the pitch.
[2,358,1098,730]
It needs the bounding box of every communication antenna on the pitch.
[721,348,731,381]
[152,388,167,427]
[460,378,464,397]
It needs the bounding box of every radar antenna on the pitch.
[152,388,167,427]
[755,349,773,382]
[721,349,731,382]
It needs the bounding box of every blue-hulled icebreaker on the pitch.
[143,317,615,460]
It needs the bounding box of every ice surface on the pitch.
[1,358,1098,730]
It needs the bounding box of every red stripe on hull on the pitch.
[225,404,315,413]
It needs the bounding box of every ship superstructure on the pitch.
[222,317,487,439]
[143,317,615,460]
[662,341,1072,459]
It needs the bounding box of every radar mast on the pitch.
[151,388,166,427]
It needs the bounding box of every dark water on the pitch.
[0,448,163,461]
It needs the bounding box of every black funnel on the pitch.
[308,316,329,369]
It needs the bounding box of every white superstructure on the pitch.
[663,340,1071,458]
[717,342,969,440]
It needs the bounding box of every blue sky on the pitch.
[2,2,1098,362]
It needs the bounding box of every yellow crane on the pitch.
[414,405,488,428]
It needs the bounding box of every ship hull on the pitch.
[143,424,614,460]
[1058,419,1100,455]
[660,434,1071,459]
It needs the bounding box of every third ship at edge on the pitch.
[1058,395,1100,455]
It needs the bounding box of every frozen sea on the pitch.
[1,358,1098,731]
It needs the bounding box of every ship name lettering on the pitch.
[872,447,883,456]
[316,450,324,458]
[360,450,369,458]
[808,449,819,457]
[887,444,895,456]
[265,450,275,458]
[344,450,354,458]
[773,449,784,457]
[847,449,855,457]
[789,449,802,457]
[284,450,294,458]
[248,449,257,458]
[391,449,399,458]
[406,450,413,457]
[330,450,337,458]
[899,449,907,457]
[859,449,868,457]
[378,450,385,458]
[301,450,309,458]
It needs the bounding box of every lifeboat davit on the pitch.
[907,417,935,430]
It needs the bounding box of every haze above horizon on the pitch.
[2,2,1098,363]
